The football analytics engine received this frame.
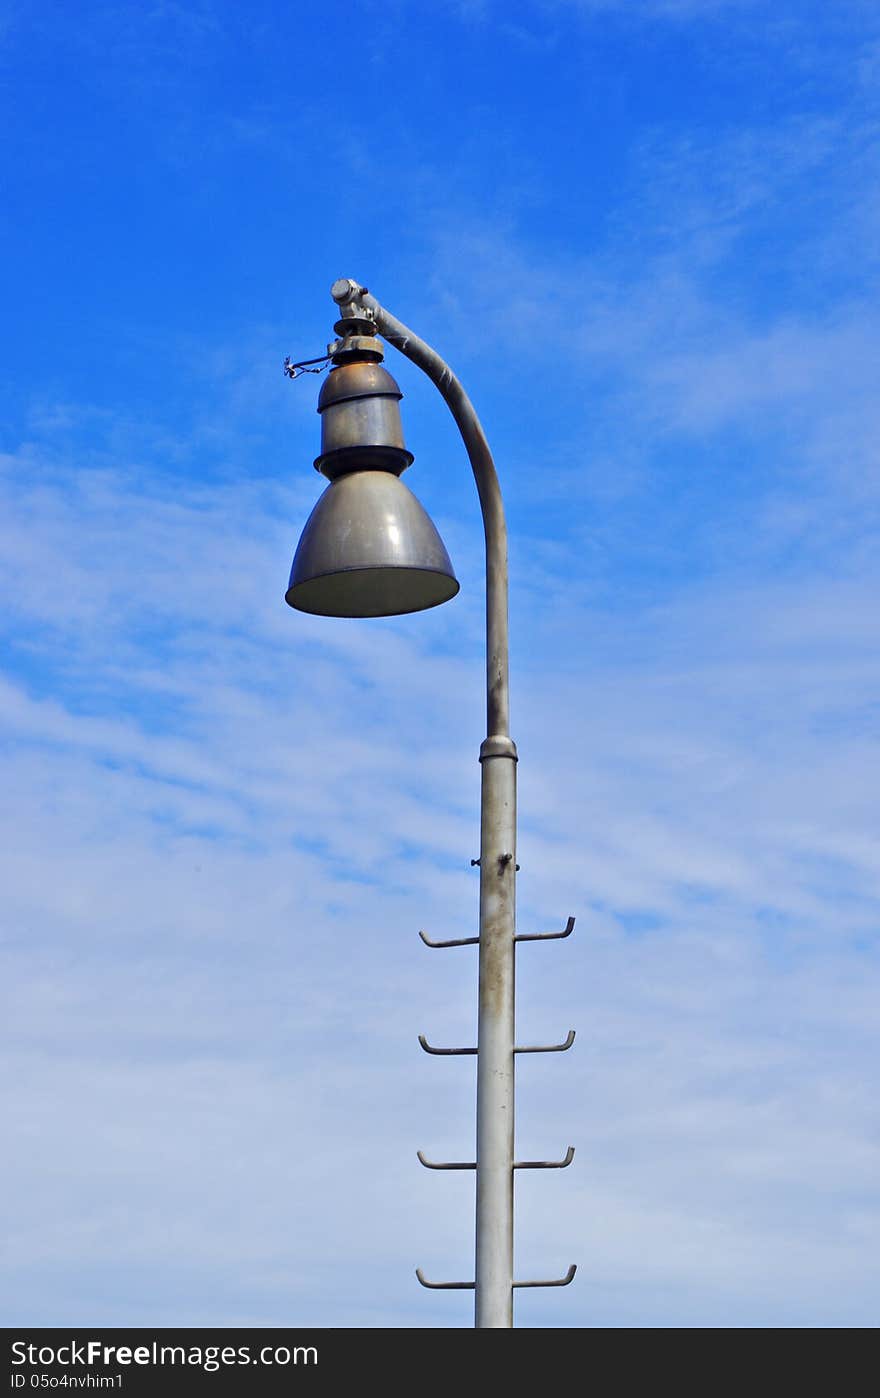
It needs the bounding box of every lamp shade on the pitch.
[286,469,459,617]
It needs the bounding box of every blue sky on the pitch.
[2,0,879,1327]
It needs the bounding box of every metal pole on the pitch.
[331,279,517,1328]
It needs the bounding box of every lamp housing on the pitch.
[286,350,459,618]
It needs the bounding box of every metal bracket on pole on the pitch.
[419,929,480,949]
[515,1146,575,1170]
[515,916,576,944]
[419,1146,574,1170]
[515,1030,576,1054]
[417,1264,576,1291]
[514,1265,577,1289]
[418,1034,477,1056]
[415,1270,475,1290]
[420,914,575,948]
[417,1150,476,1170]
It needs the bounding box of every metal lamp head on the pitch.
[286,469,460,617]
[286,349,459,618]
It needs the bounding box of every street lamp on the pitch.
[286,279,576,1329]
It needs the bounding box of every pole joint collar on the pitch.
[479,735,518,761]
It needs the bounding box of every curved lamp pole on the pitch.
[285,279,574,1329]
